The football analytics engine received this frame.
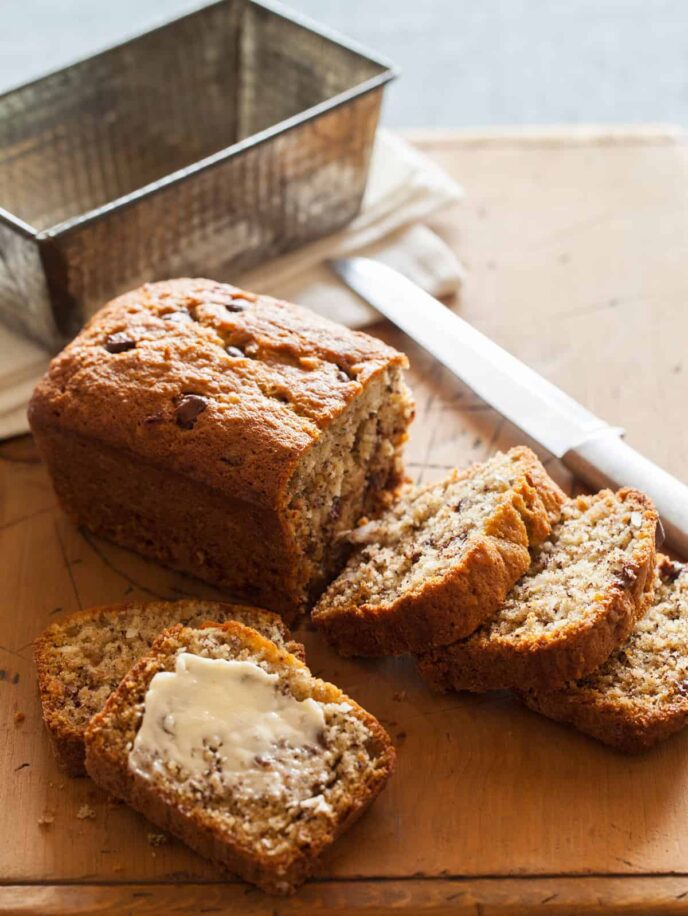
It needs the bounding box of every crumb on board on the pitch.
[392,690,407,702]
[38,811,55,828]
[147,832,169,847]
[76,804,96,820]
[14,711,26,725]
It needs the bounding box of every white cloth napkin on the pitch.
[0,130,463,440]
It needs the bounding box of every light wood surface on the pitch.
[2,127,688,914]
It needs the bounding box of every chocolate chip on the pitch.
[163,310,193,324]
[104,333,136,353]
[174,394,207,429]
[616,564,638,588]
[656,518,666,549]
[226,346,244,358]
[225,299,249,313]
[662,560,683,582]
[143,411,164,426]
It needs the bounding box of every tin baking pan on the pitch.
[0,0,396,347]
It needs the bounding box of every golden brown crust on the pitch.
[521,681,687,754]
[313,448,566,656]
[418,489,658,693]
[29,279,406,505]
[34,599,303,777]
[522,556,688,753]
[84,622,395,895]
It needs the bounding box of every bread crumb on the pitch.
[14,711,25,725]
[392,690,407,702]
[38,811,55,828]
[147,832,169,847]
[76,804,96,820]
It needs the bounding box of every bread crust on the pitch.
[84,622,395,895]
[34,599,303,777]
[313,447,566,656]
[522,556,688,753]
[522,681,688,754]
[29,278,412,616]
[418,489,658,693]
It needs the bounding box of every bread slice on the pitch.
[84,622,395,895]
[34,599,303,777]
[522,555,688,752]
[312,447,565,656]
[417,489,658,692]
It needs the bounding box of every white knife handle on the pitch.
[562,434,688,557]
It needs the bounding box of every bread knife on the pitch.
[331,257,688,557]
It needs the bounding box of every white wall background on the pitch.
[1,0,686,128]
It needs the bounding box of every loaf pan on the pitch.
[0,0,396,347]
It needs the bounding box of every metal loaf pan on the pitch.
[0,0,396,347]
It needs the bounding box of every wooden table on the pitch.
[2,127,688,915]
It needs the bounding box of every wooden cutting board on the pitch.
[2,127,688,915]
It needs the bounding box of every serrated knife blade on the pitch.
[331,256,688,556]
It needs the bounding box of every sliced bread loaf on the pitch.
[311,447,565,657]
[84,622,395,895]
[35,599,303,776]
[523,555,688,752]
[417,489,658,692]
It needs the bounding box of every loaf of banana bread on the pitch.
[29,279,414,620]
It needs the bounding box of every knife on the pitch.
[331,257,688,557]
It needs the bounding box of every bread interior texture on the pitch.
[114,630,389,858]
[39,604,288,732]
[317,449,540,612]
[488,492,652,641]
[568,559,687,710]
[287,365,413,597]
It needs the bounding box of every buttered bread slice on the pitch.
[418,489,658,692]
[35,599,303,776]
[523,556,688,752]
[312,447,565,656]
[84,622,395,896]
